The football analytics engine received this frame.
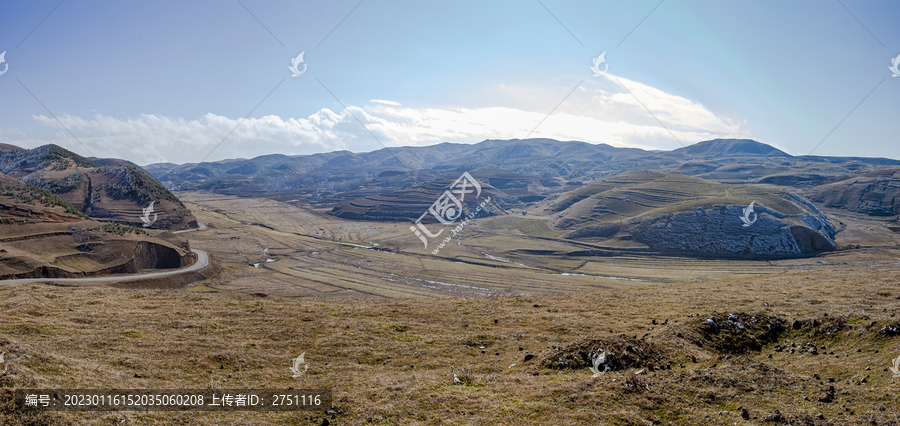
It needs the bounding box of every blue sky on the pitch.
[0,0,898,165]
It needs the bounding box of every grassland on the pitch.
[172,192,900,297]
[2,267,900,425]
[2,191,900,425]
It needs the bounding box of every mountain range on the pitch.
[139,138,900,258]
[145,138,900,217]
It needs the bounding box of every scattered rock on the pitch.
[819,386,835,403]
[880,325,900,337]
[764,410,783,422]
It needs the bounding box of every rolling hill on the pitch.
[0,144,197,230]
[540,171,836,257]
[0,171,197,280]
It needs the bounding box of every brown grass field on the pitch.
[1,191,900,425]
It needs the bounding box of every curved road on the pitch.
[1,223,211,285]
[173,222,208,234]
[0,249,208,285]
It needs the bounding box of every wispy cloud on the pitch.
[13,74,748,165]
[370,99,402,106]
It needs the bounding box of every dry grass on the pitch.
[3,191,900,425]
[1,267,900,425]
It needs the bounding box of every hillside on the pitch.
[0,145,197,230]
[801,171,900,217]
[328,169,549,221]
[537,171,837,257]
[1,171,198,280]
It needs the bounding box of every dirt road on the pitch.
[0,249,208,285]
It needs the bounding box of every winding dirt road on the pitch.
[1,223,211,285]
[0,249,209,285]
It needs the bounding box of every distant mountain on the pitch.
[147,138,900,214]
[149,138,899,186]
[0,144,196,230]
[671,139,790,158]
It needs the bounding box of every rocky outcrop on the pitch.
[633,205,836,258]
[804,175,900,217]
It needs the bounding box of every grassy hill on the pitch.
[0,145,196,230]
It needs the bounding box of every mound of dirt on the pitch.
[678,313,846,354]
[541,335,671,372]
[680,313,786,354]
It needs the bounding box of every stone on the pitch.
[764,410,783,422]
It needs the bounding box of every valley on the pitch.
[3,139,900,425]
[175,191,900,298]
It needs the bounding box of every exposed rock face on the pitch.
[633,205,836,257]
[803,174,900,217]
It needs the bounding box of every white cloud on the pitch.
[370,99,402,106]
[13,73,749,165]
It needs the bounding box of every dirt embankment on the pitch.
[1,241,196,280]
[109,257,219,290]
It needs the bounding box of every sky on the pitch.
[0,0,898,165]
